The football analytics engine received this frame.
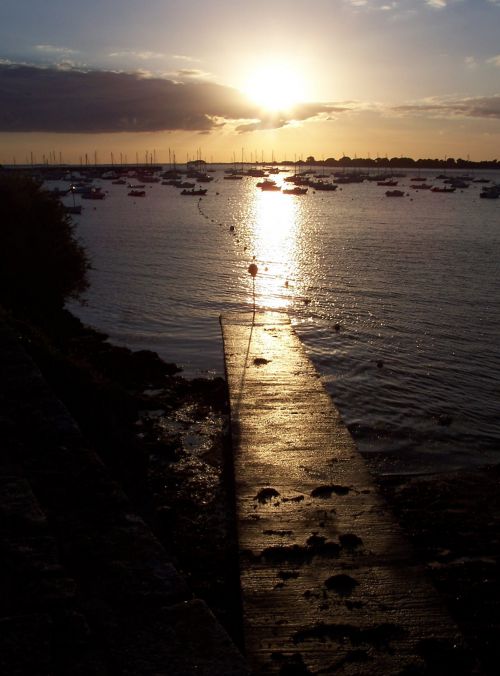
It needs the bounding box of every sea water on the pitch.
[62,168,500,474]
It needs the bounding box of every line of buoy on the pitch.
[194,189,353,346]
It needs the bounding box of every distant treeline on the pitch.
[1,157,499,171]
[302,156,500,170]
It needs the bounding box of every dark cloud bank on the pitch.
[2,64,498,135]
[0,64,342,134]
[0,65,251,132]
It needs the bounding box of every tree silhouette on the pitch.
[0,174,90,315]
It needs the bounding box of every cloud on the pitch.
[235,116,289,133]
[0,64,355,134]
[464,56,478,70]
[6,64,495,138]
[344,0,466,11]
[392,95,500,119]
[175,68,212,79]
[172,54,200,63]
[343,0,388,9]
[34,44,78,55]
[0,64,259,133]
[109,50,166,61]
[487,55,500,67]
[425,0,447,8]
[235,103,353,132]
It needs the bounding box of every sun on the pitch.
[243,62,307,112]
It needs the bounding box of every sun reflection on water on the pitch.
[248,189,300,310]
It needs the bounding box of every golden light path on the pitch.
[247,187,300,311]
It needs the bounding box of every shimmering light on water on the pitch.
[63,168,500,474]
[250,190,299,310]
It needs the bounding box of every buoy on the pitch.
[248,263,258,278]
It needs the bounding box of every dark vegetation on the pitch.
[0,175,241,639]
[0,174,89,315]
[306,155,500,169]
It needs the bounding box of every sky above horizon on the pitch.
[1,0,500,164]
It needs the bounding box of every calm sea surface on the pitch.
[59,167,499,475]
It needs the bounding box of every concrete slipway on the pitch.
[221,311,474,675]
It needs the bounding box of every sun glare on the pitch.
[249,188,299,310]
[243,62,307,112]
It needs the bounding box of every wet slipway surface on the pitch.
[221,311,475,675]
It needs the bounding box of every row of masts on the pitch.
[9,147,300,168]
[17,149,160,168]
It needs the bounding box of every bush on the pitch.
[0,174,90,314]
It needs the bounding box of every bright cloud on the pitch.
[109,50,166,60]
[34,44,78,55]
[172,54,200,62]
[425,0,447,7]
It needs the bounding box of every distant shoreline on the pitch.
[2,159,500,172]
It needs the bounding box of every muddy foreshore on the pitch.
[8,308,500,674]
[7,308,243,644]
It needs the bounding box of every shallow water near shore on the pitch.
[63,166,500,475]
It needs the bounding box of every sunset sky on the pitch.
[1,0,499,164]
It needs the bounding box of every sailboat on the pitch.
[64,187,82,214]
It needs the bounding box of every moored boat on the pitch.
[81,188,105,200]
[48,187,70,197]
[308,180,338,191]
[181,188,207,195]
[385,190,405,197]
[480,186,500,199]
[257,179,280,191]
[64,205,82,214]
[283,186,308,195]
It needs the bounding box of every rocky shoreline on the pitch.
[4,308,243,645]
[3,307,499,674]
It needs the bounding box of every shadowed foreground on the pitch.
[0,318,249,675]
[221,311,475,675]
